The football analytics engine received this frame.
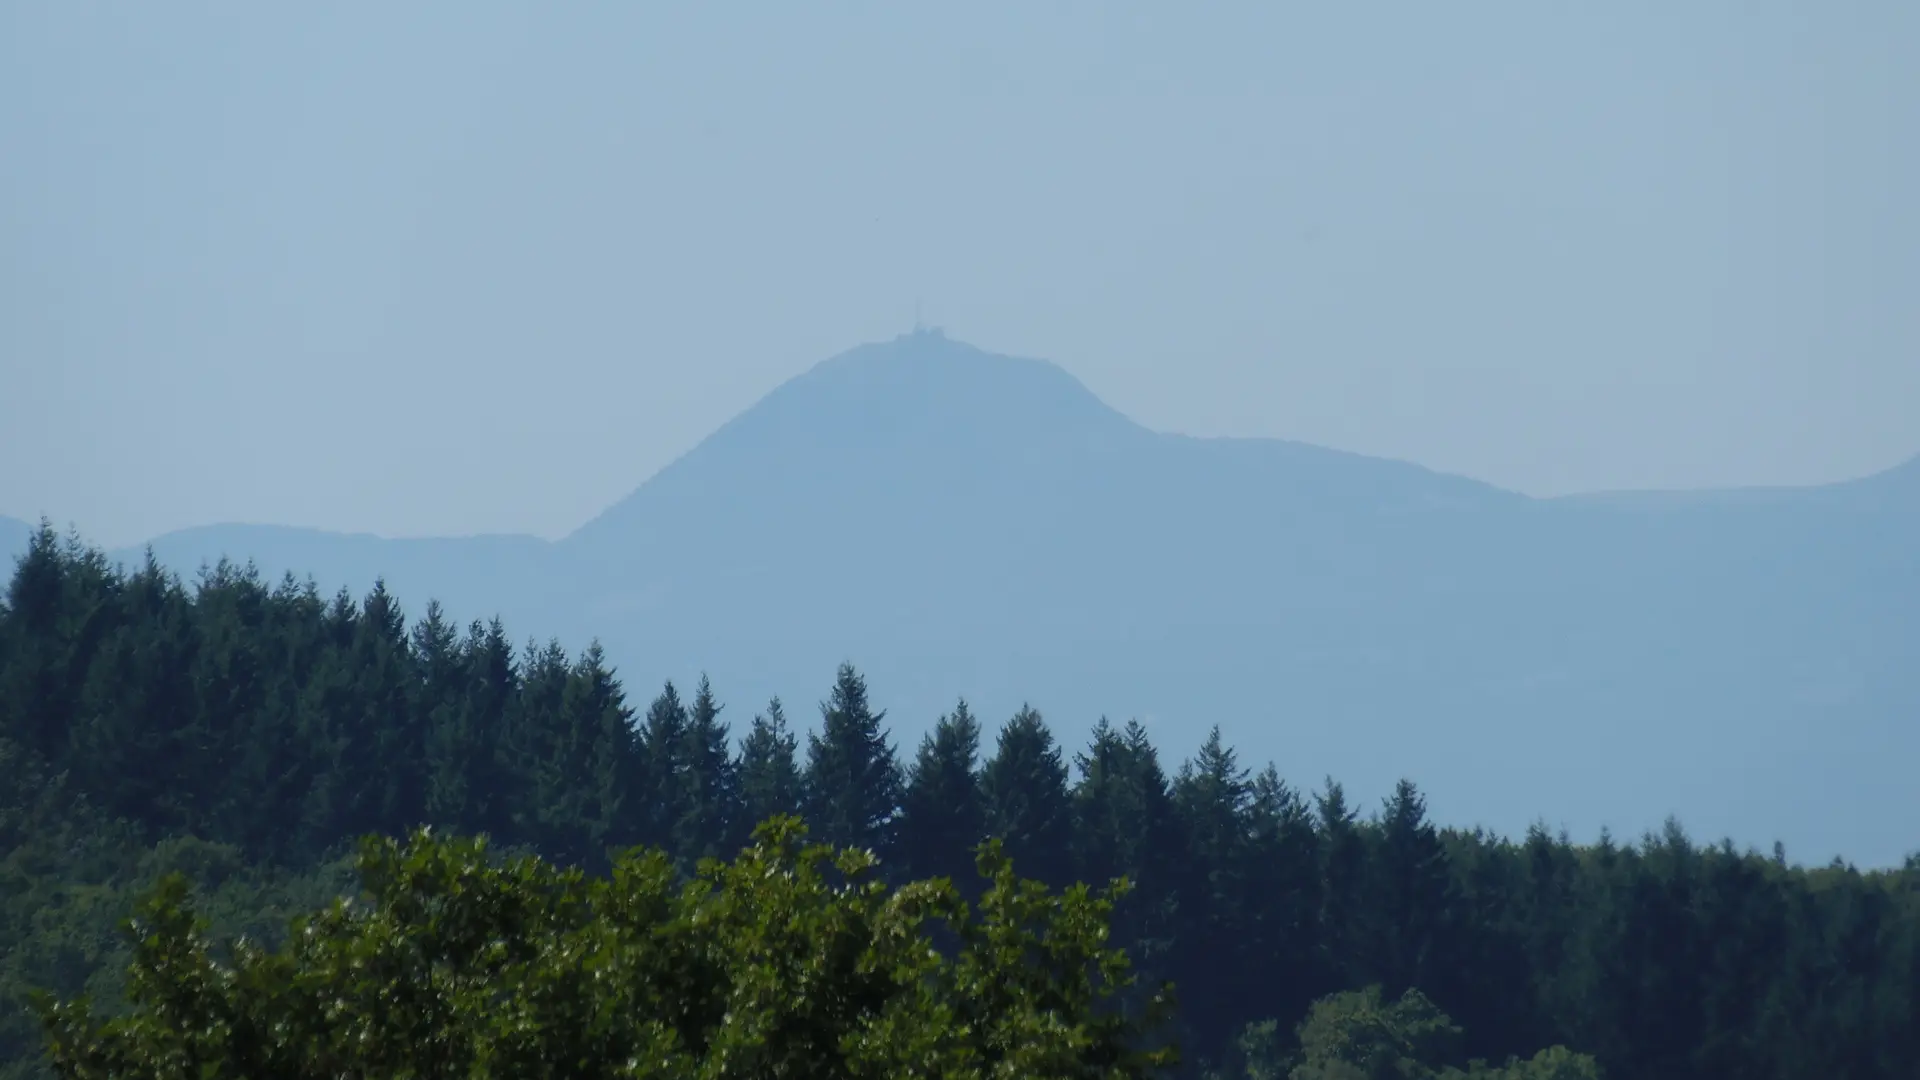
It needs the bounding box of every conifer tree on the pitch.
[636,680,690,853]
[349,580,422,838]
[1071,718,1182,971]
[898,699,987,885]
[674,673,740,865]
[1316,777,1367,987]
[1370,779,1453,999]
[414,601,469,830]
[981,704,1074,887]
[803,663,902,855]
[562,643,637,862]
[68,550,197,835]
[1170,726,1257,1052]
[0,524,112,763]
[735,697,802,844]
[506,639,581,860]
[454,617,520,841]
[1244,764,1324,1023]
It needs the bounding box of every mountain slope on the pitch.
[552,331,1916,865]
[38,333,1919,866]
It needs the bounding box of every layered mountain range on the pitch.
[8,330,1916,864]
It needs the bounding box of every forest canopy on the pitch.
[3,524,1916,1079]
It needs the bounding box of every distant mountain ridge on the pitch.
[6,331,1915,866]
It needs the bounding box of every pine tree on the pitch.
[1169,726,1256,1052]
[803,664,902,856]
[735,697,803,843]
[68,550,197,836]
[636,681,690,854]
[674,674,740,866]
[980,704,1073,887]
[563,643,637,863]
[1368,778,1453,999]
[1071,719,1182,976]
[288,587,367,849]
[1316,777,1366,987]
[414,601,470,831]
[195,558,306,855]
[1243,764,1323,1024]
[455,618,520,841]
[252,572,332,860]
[507,639,586,861]
[351,580,422,838]
[0,524,115,764]
[897,699,986,885]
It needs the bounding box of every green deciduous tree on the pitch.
[1290,986,1461,1080]
[35,824,1175,1080]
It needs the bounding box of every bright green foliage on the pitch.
[0,742,355,1080]
[1205,1018,1288,1080]
[1449,1045,1604,1080]
[1289,987,1461,1080]
[1271,988,1602,1080]
[34,822,1175,1080]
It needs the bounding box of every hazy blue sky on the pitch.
[4,2,1915,547]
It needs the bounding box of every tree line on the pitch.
[3,523,1916,1078]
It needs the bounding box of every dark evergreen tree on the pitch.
[1242,764,1324,1025]
[802,663,902,855]
[562,643,637,863]
[1316,777,1367,988]
[343,580,422,839]
[1071,719,1182,978]
[67,551,197,835]
[981,704,1074,887]
[1168,726,1256,1053]
[452,617,521,841]
[734,697,802,843]
[250,572,333,860]
[635,680,691,854]
[414,601,469,831]
[0,525,114,763]
[674,674,740,865]
[507,639,588,861]
[286,587,366,849]
[1367,779,1454,999]
[897,699,986,885]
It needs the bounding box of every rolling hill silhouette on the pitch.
[7,330,1915,865]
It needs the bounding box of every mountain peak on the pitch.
[564,334,1145,549]
[666,332,1140,467]
[776,331,1131,433]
